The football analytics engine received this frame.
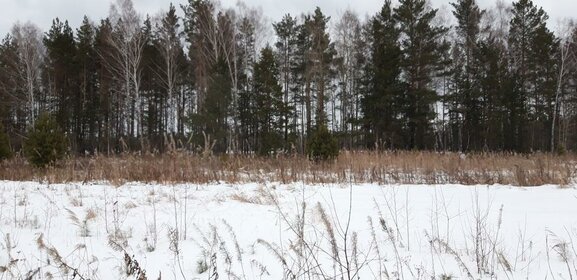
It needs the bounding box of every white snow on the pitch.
[0,181,576,279]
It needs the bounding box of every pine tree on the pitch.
[306,7,336,128]
[509,0,556,151]
[530,19,558,151]
[450,0,485,151]
[142,16,165,150]
[154,3,187,140]
[237,16,258,153]
[273,14,299,148]
[292,18,312,150]
[190,58,232,153]
[0,35,26,149]
[363,0,404,149]
[182,0,216,114]
[475,37,508,151]
[94,19,116,154]
[44,19,78,149]
[395,0,449,149]
[24,113,67,167]
[76,16,99,153]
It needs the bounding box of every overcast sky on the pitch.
[0,0,575,37]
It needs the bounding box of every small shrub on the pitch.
[23,113,67,168]
[307,125,339,162]
[0,122,11,160]
[556,143,567,156]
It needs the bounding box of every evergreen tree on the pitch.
[94,19,116,153]
[509,0,556,151]
[153,3,187,140]
[307,124,339,162]
[142,16,165,150]
[0,122,11,160]
[450,0,485,151]
[182,0,215,113]
[0,35,26,149]
[292,18,312,150]
[190,58,232,153]
[24,113,67,167]
[273,14,299,148]
[306,7,336,128]
[253,46,285,155]
[530,19,558,151]
[44,19,79,150]
[395,0,449,149]
[476,37,509,151]
[76,16,100,153]
[237,16,258,153]
[0,0,575,155]
[363,0,404,149]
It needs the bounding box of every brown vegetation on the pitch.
[0,151,574,186]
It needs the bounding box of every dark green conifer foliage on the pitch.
[394,0,449,149]
[449,0,485,151]
[44,19,79,150]
[363,0,404,149]
[0,123,11,160]
[253,47,286,155]
[307,125,339,162]
[24,113,67,167]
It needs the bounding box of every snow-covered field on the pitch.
[0,181,576,279]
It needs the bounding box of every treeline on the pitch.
[1,0,577,156]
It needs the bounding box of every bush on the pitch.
[307,125,339,162]
[0,122,11,160]
[24,113,67,167]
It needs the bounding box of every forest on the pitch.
[1,0,577,157]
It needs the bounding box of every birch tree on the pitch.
[106,0,146,138]
[551,20,575,152]
[154,4,184,135]
[334,10,362,144]
[11,22,44,127]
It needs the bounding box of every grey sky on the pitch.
[0,0,575,37]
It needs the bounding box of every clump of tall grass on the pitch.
[0,151,574,186]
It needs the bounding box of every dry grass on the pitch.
[0,151,575,186]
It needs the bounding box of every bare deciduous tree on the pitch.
[334,10,362,143]
[11,22,44,126]
[153,4,184,135]
[552,20,576,152]
[106,0,146,138]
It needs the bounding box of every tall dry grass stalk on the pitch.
[0,151,574,186]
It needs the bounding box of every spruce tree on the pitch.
[253,47,286,155]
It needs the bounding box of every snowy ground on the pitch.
[0,181,576,279]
